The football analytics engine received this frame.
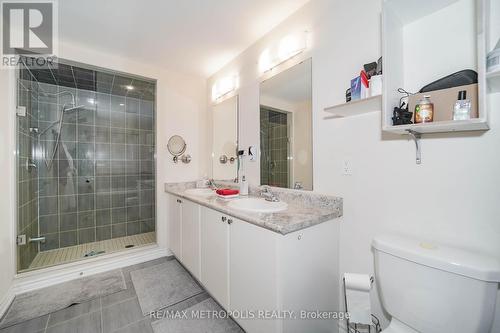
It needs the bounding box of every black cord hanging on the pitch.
[392,88,414,125]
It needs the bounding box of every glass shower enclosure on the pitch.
[16,57,157,272]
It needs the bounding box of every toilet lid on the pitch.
[372,234,500,282]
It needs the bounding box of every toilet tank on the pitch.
[372,235,500,333]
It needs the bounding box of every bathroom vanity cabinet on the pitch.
[180,199,201,279]
[167,196,182,259]
[168,197,202,279]
[167,194,339,333]
[200,206,230,309]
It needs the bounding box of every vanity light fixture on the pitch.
[212,75,239,101]
[259,31,308,73]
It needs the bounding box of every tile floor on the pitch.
[1,256,234,333]
[26,232,156,271]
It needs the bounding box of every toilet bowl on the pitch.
[372,234,500,333]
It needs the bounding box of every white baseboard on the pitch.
[0,245,171,319]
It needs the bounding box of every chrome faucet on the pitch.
[261,186,279,202]
[208,179,218,190]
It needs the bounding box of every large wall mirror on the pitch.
[260,59,312,190]
[212,96,238,180]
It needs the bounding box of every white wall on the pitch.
[208,0,500,331]
[0,40,207,307]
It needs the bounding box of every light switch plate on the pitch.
[342,159,353,176]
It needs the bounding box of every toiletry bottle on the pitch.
[240,175,249,196]
[414,95,434,123]
[237,150,244,184]
[453,90,471,121]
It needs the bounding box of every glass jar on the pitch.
[414,95,434,124]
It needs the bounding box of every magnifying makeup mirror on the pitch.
[167,135,187,163]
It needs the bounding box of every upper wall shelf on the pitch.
[381,0,492,135]
[324,95,381,118]
[383,118,489,134]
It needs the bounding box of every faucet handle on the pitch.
[261,186,279,202]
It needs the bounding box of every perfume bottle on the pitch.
[453,90,471,121]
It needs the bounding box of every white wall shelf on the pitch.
[324,95,381,118]
[387,118,489,134]
[382,0,491,135]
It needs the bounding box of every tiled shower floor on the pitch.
[27,232,156,271]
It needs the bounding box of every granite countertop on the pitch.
[164,182,343,235]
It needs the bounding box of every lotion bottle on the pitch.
[240,175,249,196]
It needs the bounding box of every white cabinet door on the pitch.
[181,200,201,279]
[200,207,230,309]
[168,195,182,259]
[230,218,280,333]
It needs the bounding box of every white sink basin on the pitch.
[184,188,215,197]
[228,198,288,213]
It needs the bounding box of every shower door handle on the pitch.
[29,236,46,244]
[25,158,37,171]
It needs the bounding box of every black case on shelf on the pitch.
[418,70,478,93]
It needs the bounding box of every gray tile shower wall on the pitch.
[260,108,289,188]
[31,76,156,252]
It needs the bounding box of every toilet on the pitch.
[372,234,500,333]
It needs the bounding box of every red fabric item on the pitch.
[360,70,369,88]
[216,189,239,196]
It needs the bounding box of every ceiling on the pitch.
[20,57,155,100]
[58,0,310,78]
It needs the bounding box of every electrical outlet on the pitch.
[342,159,353,176]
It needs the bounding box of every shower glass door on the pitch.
[16,67,40,271]
[16,57,157,272]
